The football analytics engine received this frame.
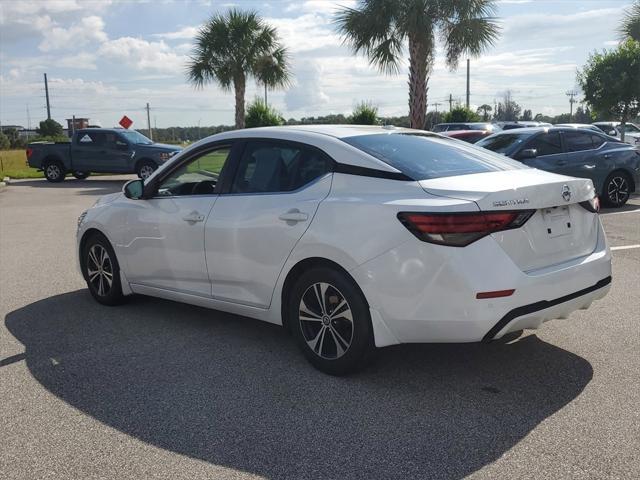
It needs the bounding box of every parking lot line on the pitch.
[610,244,640,251]
[600,209,640,216]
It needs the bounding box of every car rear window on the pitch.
[342,133,527,180]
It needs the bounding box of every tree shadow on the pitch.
[5,290,593,479]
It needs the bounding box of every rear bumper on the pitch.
[351,218,612,346]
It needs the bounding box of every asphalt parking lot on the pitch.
[1,176,638,480]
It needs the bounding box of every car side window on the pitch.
[526,132,562,156]
[231,141,332,194]
[564,131,594,152]
[157,146,231,197]
[590,134,605,149]
[77,132,104,146]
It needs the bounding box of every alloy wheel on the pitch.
[299,282,354,360]
[46,164,61,180]
[87,244,113,297]
[607,176,629,205]
[139,165,155,179]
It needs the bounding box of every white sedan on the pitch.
[77,125,612,375]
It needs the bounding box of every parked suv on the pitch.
[476,127,640,207]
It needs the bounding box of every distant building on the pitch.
[66,118,90,136]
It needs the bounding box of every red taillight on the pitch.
[26,148,33,158]
[579,196,600,213]
[397,210,535,247]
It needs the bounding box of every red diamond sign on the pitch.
[119,115,133,129]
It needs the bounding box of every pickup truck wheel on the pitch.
[73,171,90,180]
[44,161,65,183]
[137,161,156,180]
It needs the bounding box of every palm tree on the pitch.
[255,47,291,107]
[187,9,291,129]
[619,1,640,41]
[335,0,500,129]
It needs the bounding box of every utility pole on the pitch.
[146,103,153,140]
[448,94,454,112]
[465,59,470,109]
[26,105,31,140]
[431,102,441,114]
[44,73,51,120]
[566,90,578,121]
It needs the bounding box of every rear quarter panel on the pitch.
[27,143,71,169]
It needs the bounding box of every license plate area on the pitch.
[542,206,572,238]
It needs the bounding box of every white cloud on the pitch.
[285,60,329,111]
[285,0,355,15]
[267,13,342,54]
[58,52,98,70]
[99,37,186,73]
[152,26,200,41]
[38,16,108,52]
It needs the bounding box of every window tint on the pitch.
[527,131,562,156]
[231,141,332,194]
[623,124,640,133]
[432,124,447,132]
[77,131,104,146]
[564,131,594,152]
[590,134,605,149]
[476,132,531,156]
[343,133,527,181]
[157,146,231,196]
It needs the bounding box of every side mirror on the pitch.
[608,130,617,136]
[519,148,538,159]
[123,179,144,199]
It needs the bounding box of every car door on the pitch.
[205,139,333,308]
[517,131,566,172]
[72,131,105,171]
[559,130,601,181]
[121,143,235,296]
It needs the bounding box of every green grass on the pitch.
[185,149,229,174]
[0,149,43,179]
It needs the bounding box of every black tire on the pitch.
[73,171,90,180]
[81,232,126,306]
[289,267,374,376]
[136,160,157,180]
[602,171,632,207]
[43,160,65,182]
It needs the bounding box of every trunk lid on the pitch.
[419,169,600,271]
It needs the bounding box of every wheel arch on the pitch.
[78,228,113,279]
[603,168,636,194]
[42,154,64,167]
[134,157,156,172]
[279,257,369,333]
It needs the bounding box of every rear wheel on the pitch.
[137,160,157,180]
[82,233,126,306]
[602,172,632,207]
[289,267,374,376]
[44,161,65,182]
[73,171,90,180]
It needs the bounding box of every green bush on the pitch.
[245,98,284,128]
[350,102,379,125]
[36,119,64,137]
[444,106,480,123]
[0,132,10,150]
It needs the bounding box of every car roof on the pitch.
[216,124,435,140]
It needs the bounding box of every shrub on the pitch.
[36,119,64,137]
[245,98,284,128]
[350,102,379,125]
[444,106,481,123]
[0,132,10,150]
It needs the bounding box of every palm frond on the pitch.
[619,1,640,42]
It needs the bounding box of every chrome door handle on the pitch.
[603,154,611,159]
[278,209,308,223]
[182,211,205,223]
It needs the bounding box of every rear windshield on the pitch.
[475,132,532,156]
[342,133,527,180]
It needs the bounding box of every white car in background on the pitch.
[77,125,612,375]
[592,122,640,145]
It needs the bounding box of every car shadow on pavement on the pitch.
[5,290,593,480]
[8,179,129,196]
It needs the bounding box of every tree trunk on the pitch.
[408,36,431,130]
[234,74,246,129]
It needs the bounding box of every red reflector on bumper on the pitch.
[476,289,515,299]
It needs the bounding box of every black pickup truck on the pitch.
[26,128,182,182]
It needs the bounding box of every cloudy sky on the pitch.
[0,0,631,129]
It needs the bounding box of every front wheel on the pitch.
[289,267,374,376]
[44,161,65,182]
[73,171,90,180]
[82,233,126,306]
[137,160,157,180]
[602,172,632,207]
